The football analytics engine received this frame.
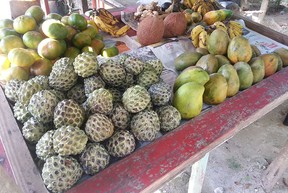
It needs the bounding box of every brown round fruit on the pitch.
[30,58,53,76]
[37,38,64,60]
[90,38,105,55]
[13,15,37,34]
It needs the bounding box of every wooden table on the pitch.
[1,11,288,193]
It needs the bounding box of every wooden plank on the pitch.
[67,66,288,193]
[262,141,288,192]
[75,0,88,14]
[39,0,50,15]
[188,153,209,193]
[0,88,48,193]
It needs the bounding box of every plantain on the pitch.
[213,21,227,32]
[198,30,208,49]
[94,16,119,34]
[183,0,193,8]
[191,25,205,47]
[96,8,119,25]
[111,25,130,37]
[227,20,243,39]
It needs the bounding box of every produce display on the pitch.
[0,2,288,193]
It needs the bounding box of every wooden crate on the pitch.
[1,13,288,193]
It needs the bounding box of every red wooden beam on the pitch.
[67,67,288,193]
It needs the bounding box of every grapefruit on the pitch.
[68,13,87,31]
[0,35,25,54]
[101,46,119,58]
[90,38,105,55]
[65,25,78,42]
[8,48,35,67]
[46,13,62,20]
[64,47,80,59]
[13,15,37,34]
[22,31,44,49]
[61,16,69,25]
[72,32,91,48]
[30,58,53,76]
[0,28,19,40]
[37,38,64,60]
[1,66,29,81]
[82,25,98,39]
[41,19,68,39]
[27,49,41,60]
[0,19,13,29]
[25,5,45,24]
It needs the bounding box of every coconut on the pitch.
[163,12,187,38]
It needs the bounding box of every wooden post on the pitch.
[75,0,88,14]
[188,153,209,193]
[262,141,288,192]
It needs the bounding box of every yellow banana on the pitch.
[191,25,205,47]
[96,8,119,25]
[183,0,193,8]
[111,25,130,37]
[198,30,208,49]
[94,16,118,34]
[213,21,227,32]
[227,20,243,38]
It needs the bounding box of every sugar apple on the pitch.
[107,88,122,104]
[84,75,105,96]
[4,79,24,102]
[32,75,50,90]
[148,81,172,106]
[156,105,181,132]
[49,89,66,101]
[73,52,99,78]
[54,99,85,129]
[106,130,136,157]
[36,130,56,161]
[49,57,78,91]
[79,143,110,175]
[122,85,151,113]
[42,155,83,193]
[99,60,126,87]
[145,59,163,75]
[123,56,144,75]
[130,110,160,141]
[22,117,50,144]
[121,72,135,89]
[53,125,88,156]
[137,70,160,88]
[111,103,131,130]
[13,101,32,123]
[18,79,43,105]
[28,90,59,123]
[86,88,113,114]
[85,113,114,142]
[66,83,87,104]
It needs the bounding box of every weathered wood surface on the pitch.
[0,88,48,193]
[67,67,288,193]
[262,141,288,192]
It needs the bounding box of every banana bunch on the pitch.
[226,20,243,39]
[93,8,130,37]
[191,25,209,49]
[183,0,196,9]
[210,21,227,32]
[192,0,216,16]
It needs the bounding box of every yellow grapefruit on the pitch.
[13,15,37,34]
[0,28,19,40]
[41,19,68,39]
[8,48,35,67]
[23,31,44,49]
[25,5,45,24]
[0,35,25,54]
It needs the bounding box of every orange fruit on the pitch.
[0,28,19,40]
[72,32,91,48]
[82,25,98,39]
[90,38,105,55]
[101,46,119,58]
[22,31,44,49]
[46,13,62,20]
[68,13,87,31]
[42,19,68,39]
[0,35,25,54]
[8,48,35,67]
[0,19,13,29]
[25,5,45,24]
[30,58,53,76]
[13,15,37,34]
[65,25,78,42]
[64,47,81,59]
[1,66,29,81]
[27,49,41,60]
[37,38,64,60]
[61,16,69,25]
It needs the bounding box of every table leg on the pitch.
[188,153,210,193]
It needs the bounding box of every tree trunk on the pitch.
[258,0,269,23]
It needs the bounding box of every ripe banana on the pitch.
[94,16,118,34]
[191,25,205,47]
[183,0,193,9]
[96,8,119,25]
[213,21,227,32]
[227,20,243,39]
[110,25,130,37]
[192,0,215,16]
[198,30,208,49]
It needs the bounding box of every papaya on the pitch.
[196,54,219,74]
[227,36,253,64]
[203,73,228,105]
[234,62,253,90]
[172,81,205,119]
[174,51,202,71]
[203,9,233,25]
[207,29,229,55]
[217,64,240,97]
[215,55,231,67]
[248,57,265,84]
[274,53,283,71]
[260,53,279,77]
[273,47,288,66]
[251,45,261,58]
[173,66,209,91]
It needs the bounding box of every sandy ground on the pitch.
[155,100,288,193]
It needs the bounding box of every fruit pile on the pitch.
[0,6,121,82]
[173,34,288,119]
